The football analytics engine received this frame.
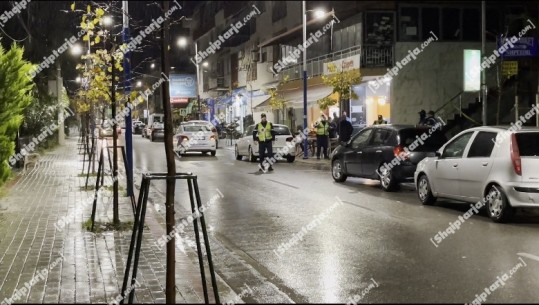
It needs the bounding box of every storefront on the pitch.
[350,76,391,126]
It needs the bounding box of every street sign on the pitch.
[499,37,538,58]
[502,61,518,78]
[463,49,481,92]
[143,109,148,118]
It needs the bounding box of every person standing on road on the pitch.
[373,115,387,125]
[338,112,354,143]
[314,114,330,160]
[253,113,275,172]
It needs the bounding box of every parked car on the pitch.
[149,122,164,142]
[132,121,145,135]
[235,124,296,163]
[185,120,219,148]
[331,125,447,191]
[415,126,539,223]
[175,122,217,156]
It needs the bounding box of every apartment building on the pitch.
[187,1,538,132]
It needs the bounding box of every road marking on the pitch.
[341,200,408,220]
[267,179,299,189]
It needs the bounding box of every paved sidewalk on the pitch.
[0,136,235,304]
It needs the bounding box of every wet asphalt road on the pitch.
[131,135,539,303]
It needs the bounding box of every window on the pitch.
[245,125,254,137]
[463,9,480,41]
[421,7,439,41]
[399,7,419,41]
[442,8,460,41]
[183,125,211,132]
[467,132,497,158]
[399,129,447,151]
[351,129,373,150]
[272,1,287,22]
[273,126,291,135]
[256,1,265,13]
[371,129,392,146]
[365,12,394,46]
[442,132,473,158]
[515,133,539,156]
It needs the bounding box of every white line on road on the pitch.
[517,252,539,263]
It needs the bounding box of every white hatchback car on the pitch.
[235,124,296,163]
[175,123,217,156]
[414,126,539,223]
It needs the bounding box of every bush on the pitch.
[0,43,35,185]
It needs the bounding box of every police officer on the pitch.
[253,113,275,171]
[314,114,330,160]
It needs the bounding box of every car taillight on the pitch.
[210,135,216,140]
[211,128,217,133]
[394,145,410,160]
[510,133,522,176]
[286,137,293,142]
[179,136,189,142]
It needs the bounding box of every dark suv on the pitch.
[331,125,447,191]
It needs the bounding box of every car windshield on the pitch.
[183,125,211,132]
[274,126,290,135]
[399,128,447,151]
[516,132,539,156]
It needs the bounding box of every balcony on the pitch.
[280,44,393,81]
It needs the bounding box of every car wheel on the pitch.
[378,165,399,192]
[216,140,219,149]
[150,133,154,142]
[211,151,216,156]
[235,146,242,160]
[249,147,257,163]
[286,156,295,163]
[332,159,347,182]
[486,185,515,223]
[417,175,437,205]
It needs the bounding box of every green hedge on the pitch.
[0,43,35,185]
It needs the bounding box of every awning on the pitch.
[254,84,333,109]
[248,94,271,108]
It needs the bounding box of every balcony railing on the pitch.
[280,44,393,81]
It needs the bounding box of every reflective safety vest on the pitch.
[257,122,272,141]
[316,121,329,136]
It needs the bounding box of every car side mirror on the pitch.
[435,151,442,158]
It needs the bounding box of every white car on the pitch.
[414,126,539,223]
[185,120,220,148]
[175,123,217,156]
[235,124,296,163]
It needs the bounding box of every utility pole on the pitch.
[481,1,488,125]
[161,1,176,303]
[122,0,134,199]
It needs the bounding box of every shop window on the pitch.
[463,9,480,41]
[399,7,419,41]
[442,8,460,41]
[421,7,439,41]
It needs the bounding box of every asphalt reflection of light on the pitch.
[321,252,340,302]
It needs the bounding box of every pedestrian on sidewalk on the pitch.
[314,114,330,160]
[253,113,275,171]
[338,112,353,143]
[417,109,427,126]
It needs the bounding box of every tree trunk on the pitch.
[161,1,176,303]
[112,43,119,226]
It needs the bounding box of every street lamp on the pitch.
[71,44,83,56]
[102,15,113,27]
[136,81,142,88]
[76,76,81,83]
[151,63,155,69]
[177,36,188,48]
[202,61,209,68]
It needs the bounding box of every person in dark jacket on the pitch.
[253,113,275,172]
[338,112,353,143]
[418,109,427,126]
[424,110,438,127]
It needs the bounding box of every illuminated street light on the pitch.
[71,44,83,55]
[314,9,326,19]
[102,15,113,27]
[202,61,209,67]
[76,76,81,83]
[177,37,188,48]
[136,81,142,88]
